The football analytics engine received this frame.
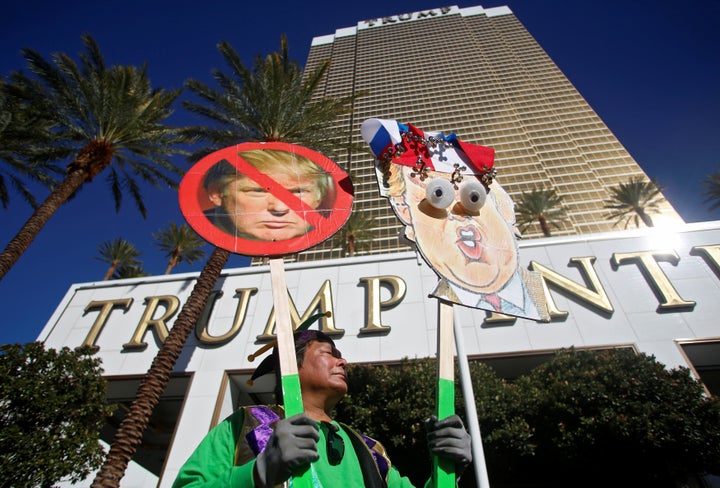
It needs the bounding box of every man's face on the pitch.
[211,173,323,241]
[396,167,517,294]
[298,341,348,400]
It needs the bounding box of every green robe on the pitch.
[172,406,425,488]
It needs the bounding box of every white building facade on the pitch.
[41,222,720,487]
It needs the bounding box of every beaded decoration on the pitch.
[375,124,496,189]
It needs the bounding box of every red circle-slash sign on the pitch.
[179,142,354,257]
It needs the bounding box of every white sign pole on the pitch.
[454,317,491,488]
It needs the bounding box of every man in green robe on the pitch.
[173,330,472,487]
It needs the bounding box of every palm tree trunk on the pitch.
[91,246,230,487]
[539,216,552,237]
[637,209,654,227]
[0,169,88,282]
[165,251,180,275]
[103,263,118,281]
[347,235,356,256]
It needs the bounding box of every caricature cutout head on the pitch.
[361,118,549,321]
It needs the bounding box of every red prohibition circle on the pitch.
[179,142,354,257]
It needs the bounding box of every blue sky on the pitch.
[1,0,719,345]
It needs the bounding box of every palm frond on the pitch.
[515,187,567,237]
[0,80,63,209]
[95,238,142,281]
[183,35,361,157]
[603,176,664,228]
[152,222,206,273]
[701,169,720,212]
[332,210,377,256]
[4,34,192,216]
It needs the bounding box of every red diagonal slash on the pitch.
[231,153,328,229]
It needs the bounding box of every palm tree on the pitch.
[515,187,567,237]
[183,35,359,160]
[701,168,720,212]
[333,209,377,256]
[153,222,206,274]
[0,80,62,209]
[604,176,665,228]
[0,34,190,282]
[91,37,358,487]
[112,264,148,280]
[93,247,230,488]
[95,238,142,281]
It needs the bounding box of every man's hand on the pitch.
[425,415,472,471]
[254,413,320,487]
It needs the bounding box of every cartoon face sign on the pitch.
[362,118,548,321]
[179,142,353,256]
[390,166,518,294]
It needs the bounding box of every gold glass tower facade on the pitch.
[284,4,683,263]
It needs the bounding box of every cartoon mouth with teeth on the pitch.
[456,225,486,262]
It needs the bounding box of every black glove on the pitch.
[254,413,320,487]
[426,414,472,472]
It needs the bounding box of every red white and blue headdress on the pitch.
[361,118,497,194]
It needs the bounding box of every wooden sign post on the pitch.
[434,299,456,488]
[179,142,353,488]
[270,258,313,486]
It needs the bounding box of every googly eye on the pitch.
[425,178,456,209]
[459,181,487,212]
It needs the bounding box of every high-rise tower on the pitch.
[288,4,683,263]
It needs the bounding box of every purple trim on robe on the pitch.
[246,406,281,455]
[361,434,389,479]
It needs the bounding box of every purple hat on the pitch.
[247,312,334,386]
